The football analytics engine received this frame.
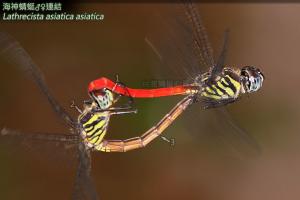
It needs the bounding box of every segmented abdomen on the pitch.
[79,111,110,149]
[201,74,241,100]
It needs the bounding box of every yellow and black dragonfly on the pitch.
[0,32,193,199]
[0,32,100,200]
[143,1,264,156]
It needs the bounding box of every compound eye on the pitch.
[258,70,265,79]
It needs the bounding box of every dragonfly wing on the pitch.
[1,128,79,142]
[0,32,76,128]
[179,2,261,156]
[72,144,98,200]
[183,106,260,158]
[208,30,229,82]
[181,0,215,69]
[183,1,230,82]
[213,107,261,156]
[146,3,208,82]
[147,2,260,157]
[0,128,79,166]
[146,2,225,82]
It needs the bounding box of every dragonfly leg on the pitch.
[70,100,83,114]
[112,74,134,107]
[112,74,120,92]
[93,105,137,114]
[109,108,137,115]
[83,99,93,105]
[96,96,193,152]
[112,93,122,104]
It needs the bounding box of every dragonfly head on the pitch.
[240,66,264,93]
[89,89,114,109]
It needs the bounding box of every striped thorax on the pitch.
[200,68,242,100]
[194,66,264,108]
[78,89,114,150]
[78,102,110,150]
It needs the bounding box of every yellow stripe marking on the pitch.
[216,81,229,97]
[221,78,234,96]
[83,114,98,127]
[89,135,100,144]
[85,125,94,133]
[81,112,109,147]
[87,129,106,145]
[216,81,226,90]
[226,75,241,92]
[205,86,214,94]
[212,85,224,96]
[202,91,222,100]
[86,120,106,136]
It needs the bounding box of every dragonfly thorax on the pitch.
[77,88,115,150]
[78,102,110,150]
[196,68,243,108]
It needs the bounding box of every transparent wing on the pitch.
[1,128,79,142]
[182,1,230,82]
[145,1,225,81]
[0,128,79,166]
[146,2,260,156]
[213,108,261,155]
[0,32,76,128]
[0,128,100,198]
[182,1,260,154]
[72,144,99,200]
[181,0,215,69]
[209,30,229,83]
[182,105,260,157]
[145,3,206,82]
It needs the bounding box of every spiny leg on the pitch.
[70,100,83,114]
[92,106,138,115]
[108,108,137,115]
[112,74,134,108]
[108,87,175,146]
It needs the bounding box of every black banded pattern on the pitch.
[79,111,110,149]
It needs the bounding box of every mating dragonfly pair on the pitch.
[0,2,264,200]
[85,59,264,152]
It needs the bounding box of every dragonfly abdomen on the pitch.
[79,111,110,150]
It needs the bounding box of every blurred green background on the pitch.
[1,3,300,200]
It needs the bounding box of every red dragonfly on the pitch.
[88,2,264,155]
[0,31,194,199]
